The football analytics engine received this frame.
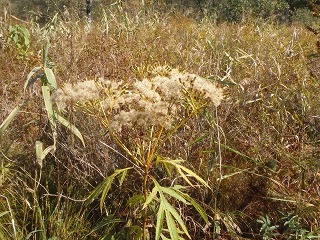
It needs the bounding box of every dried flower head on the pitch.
[52,80,100,110]
[52,67,224,133]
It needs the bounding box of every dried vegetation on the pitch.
[0,3,319,239]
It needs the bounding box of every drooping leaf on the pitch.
[160,187,188,204]
[55,114,85,147]
[218,168,248,181]
[159,159,210,188]
[85,216,123,238]
[165,210,179,240]
[44,67,57,90]
[163,197,190,239]
[100,176,118,210]
[175,166,193,186]
[118,168,128,186]
[177,164,210,188]
[35,141,56,167]
[24,67,43,90]
[0,211,9,218]
[175,190,209,224]
[0,100,28,137]
[142,186,158,209]
[42,85,56,133]
[155,202,165,240]
[127,194,144,206]
[43,41,50,66]
[86,168,132,211]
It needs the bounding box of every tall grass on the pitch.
[0,3,319,239]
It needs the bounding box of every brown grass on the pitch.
[0,6,319,239]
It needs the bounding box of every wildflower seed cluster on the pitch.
[52,67,224,132]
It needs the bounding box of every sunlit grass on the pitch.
[0,4,319,239]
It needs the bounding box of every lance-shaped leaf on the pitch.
[44,67,57,90]
[165,210,179,240]
[0,100,28,138]
[55,114,85,147]
[158,158,210,188]
[24,67,43,90]
[155,202,165,240]
[35,141,56,168]
[172,186,209,224]
[86,168,132,210]
[142,186,158,210]
[152,179,191,239]
[42,85,57,146]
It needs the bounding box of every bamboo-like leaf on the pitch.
[44,67,57,90]
[87,179,108,204]
[176,190,209,224]
[178,164,209,188]
[55,114,85,147]
[128,194,144,206]
[163,198,190,239]
[86,168,132,210]
[24,67,43,90]
[218,168,248,181]
[165,210,179,240]
[160,234,170,240]
[160,187,188,204]
[176,167,193,186]
[100,177,118,210]
[118,168,128,186]
[35,141,44,166]
[35,141,55,168]
[220,143,258,163]
[188,133,209,147]
[142,186,158,209]
[163,161,173,177]
[42,85,56,131]
[160,159,210,188]
[84,216,123,238]
[155,202,165,240]
[0,104,23,137]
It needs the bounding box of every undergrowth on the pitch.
[0,3,319,240]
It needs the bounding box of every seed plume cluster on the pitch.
[52,67,224,132]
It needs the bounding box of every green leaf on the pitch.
[42,85,56,133]
[159,159,210,188]
[24,67,42,90]
[142,186,158,209]
[178,191,208,224]
[155,202,165,240]
[118,168,128,186]
[44,67,57,90]
[175,166,193,186]
[100,177,117,210]
[165,210,179,240]
[35,141,55,167]
[85,216,123,238]
[177,164,209,188]
[86,168,132,210]
[220,143,258,163]
[55,114,85,147]
[0,100,28,137]
[163,198,190,238]
[160,187,188,204]
[218,168,248,181]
